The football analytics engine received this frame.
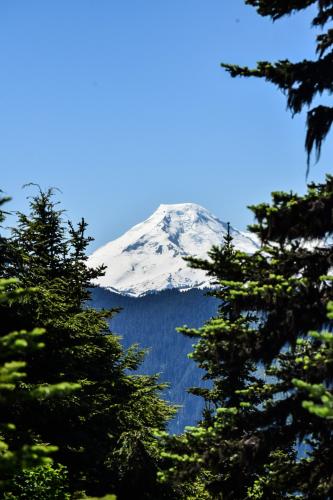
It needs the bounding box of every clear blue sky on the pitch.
[1,1,330,251]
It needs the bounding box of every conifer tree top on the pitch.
[222,0,333,173]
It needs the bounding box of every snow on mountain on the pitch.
[88,203,259,297]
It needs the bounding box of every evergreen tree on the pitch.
[0,194,12,272]
[0,196,78,498]
[0,278,59,492]
[293,300,333,420]
[160,179,333,499]
[222,0,333,173]
[4,187,176,499]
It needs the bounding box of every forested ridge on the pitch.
[2,1,333,498]
[91,287,218,434]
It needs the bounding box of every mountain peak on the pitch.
[155,202,207,212]
[153,202,217,220]
[88,203,259,297]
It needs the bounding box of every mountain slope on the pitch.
[90,287,219,433]
[88,203,259,296]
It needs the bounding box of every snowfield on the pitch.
[88,203,259,296]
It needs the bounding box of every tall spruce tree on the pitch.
[4,187,176,499]
[0,277,74,499]
[161,179,333,498]
[0,196,79,498]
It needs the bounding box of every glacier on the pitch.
[88,203,259,296]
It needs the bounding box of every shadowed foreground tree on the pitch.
[0,197,79,498]
[160,178,333,499]
[0,278,76,499]
[2,188,176,499]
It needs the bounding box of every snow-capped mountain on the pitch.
[88,203,259,297]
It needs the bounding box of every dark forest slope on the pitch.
[90,287,218,433]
